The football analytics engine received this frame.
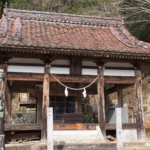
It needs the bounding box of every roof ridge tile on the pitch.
[12,17,22,41]
[4,8,122,27]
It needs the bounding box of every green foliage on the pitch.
[0,1,3,11]
[120,0,150,42]
[125,22,150,43]
[9,0,31,10]
[0,0,4,16]
[8,0,120,16]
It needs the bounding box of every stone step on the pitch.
[53,127,104,143]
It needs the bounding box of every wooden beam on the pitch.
[7,73,43,81]
[50,75,96,83]
[5,132,41,140]
[106,84,133,95]
[7,73,96,83]
[4,124,42,131]
[97,69,106,138]
[135,70,146,140]
[10,87,35,93]
[41,66,50,143]
[117,85,123,107]
[104,76,136,84]
[106,123,137,130]
[54,123,98,130]
[4,123,138,131]
[7,73,136,85]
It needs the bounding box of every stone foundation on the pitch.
[5,142,150,150]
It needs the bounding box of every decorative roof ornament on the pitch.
[4,2,8,8]
[136,41,149,49]
[110,25,150,49]
[0,15,8,37]
[12,17,22,41]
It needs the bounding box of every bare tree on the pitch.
[120,0,150,42]
[120,0,150,23]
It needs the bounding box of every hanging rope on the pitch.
[50,72,101,90]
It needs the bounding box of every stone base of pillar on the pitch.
[0,134,4,150]
[137,129,147,141]
[0,119,4,135]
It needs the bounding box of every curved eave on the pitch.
[0,45,150,60]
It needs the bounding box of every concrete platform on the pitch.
[53,127,104,143]
[5,141,150,150]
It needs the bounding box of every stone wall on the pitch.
[82,95,98,123]
[11,93,36,124]
[11,112,36,124]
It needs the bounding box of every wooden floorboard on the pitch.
[4,123,137,131]
[54,123,98,130]
[4,124,42,131]
[106,123,137,130]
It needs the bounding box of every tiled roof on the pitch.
[0,8,150,56]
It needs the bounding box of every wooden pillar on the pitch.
[37,93,42,123]
[78,83,84,113]
[75,96,78,113]
[0,65,7,132]
[41,66,50,143]
[117,85,123,108]
[135,70,146,141]
[105,94,109,123]
[97,68,106,138]
[5,86,11,124]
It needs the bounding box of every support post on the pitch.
[116,108,123,150]
[5,87,11,124]
[78,83,84,113]
[117,85,123,108]
[105,94,109,123]
[0,135,4,150]
[97,68,106,138]
[41,65,50,143]
[37,93,42,123]
[0,66,5,150]
[135,70,146,141]
[47,107,53,150]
